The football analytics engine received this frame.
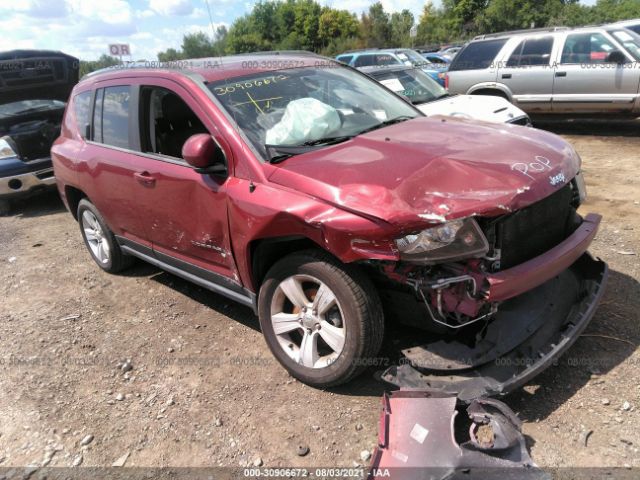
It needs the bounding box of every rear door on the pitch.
[552,30,639,113]
[496,35,556,112]
[82,84,150,248]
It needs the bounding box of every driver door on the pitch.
[128,79,237,281]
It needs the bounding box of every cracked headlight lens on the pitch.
[0,137,17,160]
[395,218,489,264]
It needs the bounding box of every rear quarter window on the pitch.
[336,55,353,64]
[101,86,131,149]
[449,39,507,71]
[73,91,92,137]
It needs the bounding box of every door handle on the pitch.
[502,73,512,79]
[134,171,156,187]
[555,71,567,77]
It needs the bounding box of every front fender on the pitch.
[226,178,400,291]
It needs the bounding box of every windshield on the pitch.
[372,68,447,105]
[208,66,420,160]
[609,28,640,60]
[0,99,65,118]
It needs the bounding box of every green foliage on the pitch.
[79,54,120,77]
[154,0,640,59]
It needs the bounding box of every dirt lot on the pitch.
[0,120,638,471]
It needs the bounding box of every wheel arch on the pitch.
[467,83,513,102]
[64,185,88,220]
[249,236,325,291]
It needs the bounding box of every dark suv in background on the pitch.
[0,50,79,214]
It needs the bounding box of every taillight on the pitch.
[444,74,449,90]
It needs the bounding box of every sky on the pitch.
[1,0,600,61]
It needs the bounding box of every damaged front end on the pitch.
[374,182,608,401]
[369,390,549,479]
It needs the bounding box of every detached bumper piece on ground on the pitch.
[369,390,549,480]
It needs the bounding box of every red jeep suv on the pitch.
[52,54,607,399]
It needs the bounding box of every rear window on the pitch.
[507,37,553,66]
[354,54,398,68]
[449,39,507,71]
[627,25,640,35]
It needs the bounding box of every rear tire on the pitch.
[258,249,384,388]
[77,199,134,273]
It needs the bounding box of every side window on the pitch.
[354,55,375,67]
[337,55,353,65]
[73,91,92,138]
[507,37,553,67]
[140,86,209,160]
[101,86,130,149]
[449,39,508,71]
[561,32,618,64]
[92,88,104,143]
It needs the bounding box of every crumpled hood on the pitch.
[417,94,529,124]
[0,50,79,105]
[267,116,580,228]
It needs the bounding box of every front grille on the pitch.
[489,184,581,269]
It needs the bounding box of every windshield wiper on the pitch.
[266,136,353,164]
[356,115,414,136]
[301,135,352,146]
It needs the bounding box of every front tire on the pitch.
[258,250,384,388]
[77,199,133,273]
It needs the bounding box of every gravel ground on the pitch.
[0,119,638,471]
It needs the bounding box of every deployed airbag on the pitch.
[265,97,340,146]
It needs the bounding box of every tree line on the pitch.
[79,0,640,74]
[156,0,640,60]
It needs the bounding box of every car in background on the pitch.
[336,48,447,86]
[0,50,79,214]
[362,65,530,125]
[608,18,640,35]
[438,45,463,59]
[421,52,451,66]
[52,53,606,398]
[446,25,640,116]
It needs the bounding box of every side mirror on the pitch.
[607,50,627,64]
[182,134,227,175]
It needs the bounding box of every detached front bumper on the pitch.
[383,253,608,401]
[0,167,56,198]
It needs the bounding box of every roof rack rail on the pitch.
[340,48,380,54]
[473,26,570,40]
[238,50,322,57]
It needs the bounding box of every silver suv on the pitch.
[447,26,640,115]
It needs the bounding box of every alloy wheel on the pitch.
[270,274,346,369]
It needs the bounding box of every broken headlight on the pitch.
[0,137,17,160]
[395,218,489,264]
